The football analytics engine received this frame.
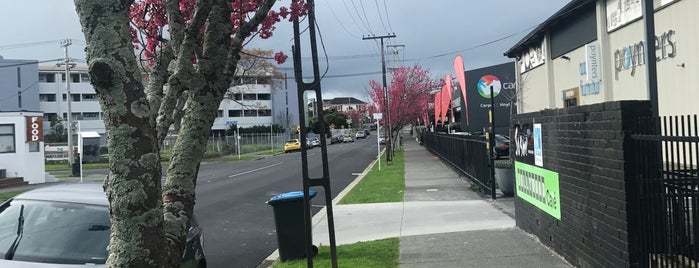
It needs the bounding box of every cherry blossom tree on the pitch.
[72,0,306,266]
[369,65,434,149]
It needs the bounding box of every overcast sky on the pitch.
[0,0,570,101]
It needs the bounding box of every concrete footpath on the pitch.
[298,137,572,267]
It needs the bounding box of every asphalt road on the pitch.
[194,134,380,268]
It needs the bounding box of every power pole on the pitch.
[363,34,396,162]
[58,39,76,167]
[387,44,404,72]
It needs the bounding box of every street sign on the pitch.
[373,113,383,120]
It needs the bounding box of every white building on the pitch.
[0,111,46,184]
[38,64,105,137]
[37,64,276,138]
[504,0,697,117]
[212,76,274,134]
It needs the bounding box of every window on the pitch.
[243,94,256,100]
[233,94,243,101]
[228,110,242,117]
[17,67,21,88]
[217,110,223,118]
[71,73,80,83]
[257,93,271,100]
[562,87,580,108]
[82,112,100,120]
[28,141,40,152]
[82,94,97,101]
[258,109,271,116]
[244,110,257,117]
[40,94,57,102]
[39,72,55,83]
[64,94,80,102]
[81,73,90,82]
[0,124,16,153]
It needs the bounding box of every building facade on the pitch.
[505,0,697,117]
[0,111,46,184]
[212,79,274,134]
[0,58,39,112]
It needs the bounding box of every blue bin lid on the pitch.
[268,190,317,205]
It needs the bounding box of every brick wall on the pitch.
[512,101,652,267]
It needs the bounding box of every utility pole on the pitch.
[58,39,76,167]
[363,34,396,162]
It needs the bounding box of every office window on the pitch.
[233,93,243,100]
[217,110,223,118]
[40,94,56,102]
[258,109,271,116]
[71,73,81,83]
[257,93,271,100]
[81,73,90,82]
[83,112,100,120]
[63,94,80,102]
[82,94,97,101]
[44,113,58,122]
[244,110,257,116]
[243,94,256,100]
[39,72,56,83]
[0,124,16,153]
[228,110,242,117]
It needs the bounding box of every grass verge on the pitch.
[0,190,27,201]
[273,238,399,268]
[339,149,404,204]
[215,155,258,163]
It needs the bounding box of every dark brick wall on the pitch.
[512,101,652,268]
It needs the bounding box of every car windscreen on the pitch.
[0,199,110,264]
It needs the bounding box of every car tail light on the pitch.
[502,143,509,148]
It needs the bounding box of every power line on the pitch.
[374,0,389,34]
[322,0,361,38]
[341,0,368,35]
[0,59,64,69]
[382,0,393,32]
[357,0,375,34]
[349,0,372,34]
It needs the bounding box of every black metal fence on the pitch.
[420,132,493,195]
[629,115,699,267]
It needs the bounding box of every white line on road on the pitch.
[228,162,284,178]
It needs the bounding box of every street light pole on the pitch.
[363,34,396,162]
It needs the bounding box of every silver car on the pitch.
[0,184,206,267]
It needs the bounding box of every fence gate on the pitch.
[629,115,699,267]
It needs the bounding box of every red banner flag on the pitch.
[454,56,468,125]
[441,84,449,125]
[434,91,441,125]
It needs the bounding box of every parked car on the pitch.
[379,135,388,145]
[342,135,354,143]
[0,184,206,267]
[355,131,367,139]
[309,137,320,147]
[284,139,301,153]
[329,135,342,144]
[364,129,371,136]
[493,134,510,159]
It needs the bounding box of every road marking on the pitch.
[351,173,364,176]
[228,162,284,178]
[426,189,439,192]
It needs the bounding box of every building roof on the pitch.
[325,97,367,105]
[504,0,592,58]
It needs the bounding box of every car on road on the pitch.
[0,184,206,267]
[342,135,354,143]
[309,137,320,147]
[284,139,301,153]
[379,135,388,145]
[355,131,366,139]
[329,135,342,144]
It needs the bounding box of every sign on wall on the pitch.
[579,42,602,96]
[462,62,516,134]
[25,116,43,142]
[533,123,543,167]
[519,40,546,74]
[613,29,677,79]
[513,122,535,165]
[515,161,561,220]
[606,0,641,32]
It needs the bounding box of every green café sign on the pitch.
[515,161,561,220]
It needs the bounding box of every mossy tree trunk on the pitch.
[73,0,278,266]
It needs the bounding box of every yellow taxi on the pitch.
[284,139,301,153]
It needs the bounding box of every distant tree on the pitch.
[324,110,349,130]
[44,118,68,143]
[73,0,307,266]
[369,65,434,150]
[343,109,363,129]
